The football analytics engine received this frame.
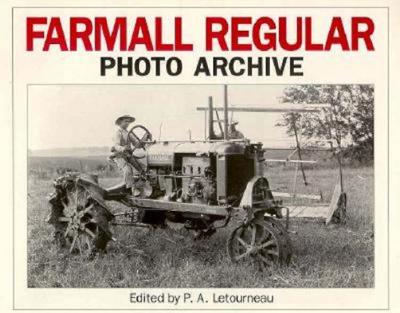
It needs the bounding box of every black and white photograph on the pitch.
[27,84,374,288]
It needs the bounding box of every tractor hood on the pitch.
[145,141,247,166]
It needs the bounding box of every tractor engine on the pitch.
[181,157,216,204]
[144,141,264,206]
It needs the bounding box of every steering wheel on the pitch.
[127,125,153,153]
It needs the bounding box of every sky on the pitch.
[28,84,296,150]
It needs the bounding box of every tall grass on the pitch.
[27,166,374,288]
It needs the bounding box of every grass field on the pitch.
[27,166,374,288]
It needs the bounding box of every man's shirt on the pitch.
[113,127,139,152]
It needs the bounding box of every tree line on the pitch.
[278,84,374,164]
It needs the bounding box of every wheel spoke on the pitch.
[257,253,273,266]
[258,239,275,250]
[84,227,96,239]
[234,249,252,261]
[83,203,94,214]
[236,236,248,248]
[61,200,68,210]
[251,225,257,246]
[85,235,92,250]
[69,233,78,253]
[266,249,279,257]
[58,216,71,222]
[77,236,83,254]
[64,222,72,238]
[75,188,79,208]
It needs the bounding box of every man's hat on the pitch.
[229,120,239,126]
[115,115,135,125]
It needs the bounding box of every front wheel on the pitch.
[227,217,292,268]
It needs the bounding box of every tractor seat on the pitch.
[104,181,130,200]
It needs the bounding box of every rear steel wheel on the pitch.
[58,185,112,256]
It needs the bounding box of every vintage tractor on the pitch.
[48,88,335,267]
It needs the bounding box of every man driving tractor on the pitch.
[110,115,147,194]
